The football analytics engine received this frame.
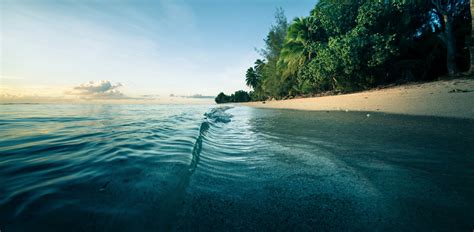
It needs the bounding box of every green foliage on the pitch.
[311,0,360,38]
[217,0,471,101]
[257,8,289,98]
[279,17,313,79]
[215,92,231,104]
[232,90,251,102]
[215,90,251,104]
[245,67,259,89]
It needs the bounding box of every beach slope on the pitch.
[243,79,474,119]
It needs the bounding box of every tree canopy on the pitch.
[216,0,471,103]
[215,90,251,104]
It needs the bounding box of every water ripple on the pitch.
[1,104,474,231]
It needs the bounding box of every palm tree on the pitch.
[254,59,265,75]
[245,67,259,89]
[278,17,313,79]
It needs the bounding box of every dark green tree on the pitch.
[217,0,471,101]
[232,90,251,102]
[215,92,230,104]
[245,67,259,89]
[259,7,289,98]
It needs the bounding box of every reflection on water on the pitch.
[0,105,473,231]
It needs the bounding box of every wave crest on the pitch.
[204,106,233,123]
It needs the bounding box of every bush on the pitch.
[215,90,251,104]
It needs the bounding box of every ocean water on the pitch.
[0,104,473,231]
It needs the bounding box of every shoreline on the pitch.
[242,78,474,119]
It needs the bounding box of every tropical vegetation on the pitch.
[216,0,472,103]
[215,90,251,104]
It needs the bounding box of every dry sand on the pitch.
[243,78,474,119]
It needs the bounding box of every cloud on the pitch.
[139,94,160,101]
[169,93,214,99]
[186,94,214,99]
[68,80,129,100]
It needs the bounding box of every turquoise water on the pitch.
[1,104,473,231]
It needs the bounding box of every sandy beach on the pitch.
[243,78,474,119]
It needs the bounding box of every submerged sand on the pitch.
[243,78,474,119]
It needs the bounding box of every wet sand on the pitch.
[243,78,474,119]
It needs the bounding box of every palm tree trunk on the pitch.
[445,15,458,76]
[468,0,474,74]
[433,0,458,76]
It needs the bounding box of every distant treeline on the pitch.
[215,91,250,103]
[216,0,472,103]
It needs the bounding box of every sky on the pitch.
[0,0,317,103]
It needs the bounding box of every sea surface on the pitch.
[0,104,473,231]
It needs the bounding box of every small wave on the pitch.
[173,106,233,182]
[187,106,235,178]
[157,108,228,230]
[204,106,233,123]
[188,121,208,174]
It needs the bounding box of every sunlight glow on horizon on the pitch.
[1,0,317,103]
